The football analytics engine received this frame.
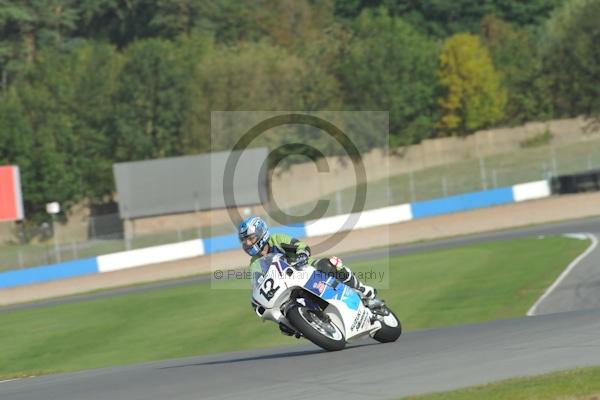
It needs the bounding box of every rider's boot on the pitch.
[352,278,383,310]
[356,281,377,300]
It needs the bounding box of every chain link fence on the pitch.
[274,138,600,220]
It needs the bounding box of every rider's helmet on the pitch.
[238,216,270,256]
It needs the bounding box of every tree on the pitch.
[13,47,89,222]
[334,0,564,37]
[0,89,33,196]
[75,0,153,48]
[75,0,256,47]
[111,36,207,161]
[175,33,214,155]
[436,33,506,136]
[481,16,552,124]
[542,0,600,117]
[335,9,439,145]
[248,0,336,51]
[67,41,122,202]
[0,0,78,87]
[0,41,122,222]
[192,41,341,154]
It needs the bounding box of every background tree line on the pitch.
[0,0,598,224]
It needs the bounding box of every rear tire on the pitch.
[373,307,402,343]
[287,306,346,351]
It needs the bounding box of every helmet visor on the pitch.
[241,234,258,251]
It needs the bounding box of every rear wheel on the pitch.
[372,307,402,343]
[287,306,346,351]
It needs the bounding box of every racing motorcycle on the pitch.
[251,253,401,351]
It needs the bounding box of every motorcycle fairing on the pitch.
[302,270,360,311]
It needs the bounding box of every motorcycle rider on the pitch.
[239,216,378,335]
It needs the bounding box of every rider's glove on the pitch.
[294,249,309,268]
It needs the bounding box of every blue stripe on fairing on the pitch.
[341,286,361,310]
[0,258,99,289]
[303,271,360,311]
[411,187,515,219]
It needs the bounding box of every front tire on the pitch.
[372,307,402,343]
[287,306,346,351]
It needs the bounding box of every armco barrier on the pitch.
[410,187,514,219]
[0,258,99,289]
[97,239,205,273]
[550,169,600,194]
[304,204,413,237]
[0,180,551,290]
[513,181,551,202]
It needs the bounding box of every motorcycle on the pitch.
[251,253,401,351]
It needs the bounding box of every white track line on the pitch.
[527,233,598,316]
[0,379,20,383]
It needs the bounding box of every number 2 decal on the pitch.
[260,278,280,301]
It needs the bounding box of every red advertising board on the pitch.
[0,165,24,221]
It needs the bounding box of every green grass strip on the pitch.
[0,236,589,379]
[403,366,600,400]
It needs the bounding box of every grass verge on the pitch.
[0,235,589,379]
[403,366,600,400]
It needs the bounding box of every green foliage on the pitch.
[406,367,600,400]
[12,41,123,220]
[194,41,341,153]
[76,0,201,47]
[437,33,507,136]
[74,0,336,48]
[0,0,596,225]
[334,0,564,37]
[0,90,33,206]
[541,0,600,117]
[0,0,78,87]
[67,42,123,202]
[481,16,553,124]
[111,37,203,160]
[13,57,76,219]
[336,9,439,145]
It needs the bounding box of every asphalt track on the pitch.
[1,217,600,399]
[2,309,600,400]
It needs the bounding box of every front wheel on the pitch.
[287,306,346,351]
[372,307,402,343]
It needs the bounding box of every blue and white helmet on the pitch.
[238,216,270,256]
